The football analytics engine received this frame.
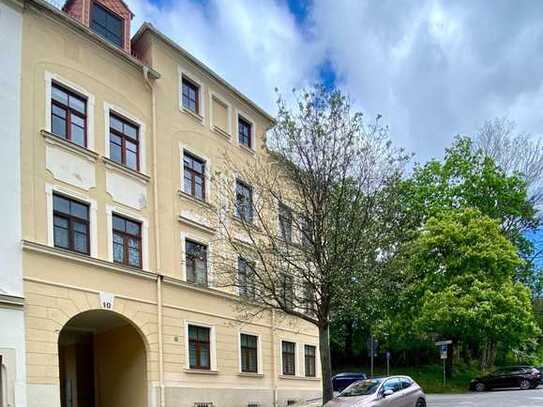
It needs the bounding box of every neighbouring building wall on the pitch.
[0,1,27,406]
[0,0,23,298]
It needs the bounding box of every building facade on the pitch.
[15,1,322,406]
[0,0,27,406]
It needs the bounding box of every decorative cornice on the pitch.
[102,157,151,183]
[22,240,156,280]
[0,294,24,309]
[42,129,99,162]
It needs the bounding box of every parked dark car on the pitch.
[539,366,543,384]
[333,372,368,393]
[470,366,541,391]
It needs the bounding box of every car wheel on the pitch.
[475,383,486,392]
[415,398,426,407]
[520,379,531,390]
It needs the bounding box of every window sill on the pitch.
[41,129,99,162]
[177,190,215,210]
[182,107,205,124]
[178,214,217,235]
[279,375,320,381]
[238,372,264,378]
[103,157,150,184]
[184,368,219,375]
[231,215,261,232]
[21,240,156,280]
[213,125,231,141]
[238,143,256,156]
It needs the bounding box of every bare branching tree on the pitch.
[205,86,410,403]
[475,117,543,207]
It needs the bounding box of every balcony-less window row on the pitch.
[186,323,316,377]
[53,193,142,268]
[50,81,142,172]
[180,73,255,150]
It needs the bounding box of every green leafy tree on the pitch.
[403,137,538,287]
[408,209,540,369]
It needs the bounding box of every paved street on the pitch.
[427,388,543,407]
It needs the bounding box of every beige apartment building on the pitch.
[14,0,322,406]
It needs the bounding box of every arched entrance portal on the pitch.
[58,310,148,407]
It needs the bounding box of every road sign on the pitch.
[367,337,379,357]
[386,351,391,361]
[440,344,448,359]
[435,340,452,385]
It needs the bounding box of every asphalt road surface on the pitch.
[427,388,543,407]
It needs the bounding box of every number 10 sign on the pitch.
[100,292,115,310]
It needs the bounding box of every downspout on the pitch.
[271,309,278,406]
[143,66,165,407]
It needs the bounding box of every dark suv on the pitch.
[470,366,541,391]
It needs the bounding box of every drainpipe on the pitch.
[271,309,278,406]
[143,66,165,407]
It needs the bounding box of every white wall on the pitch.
[0,309,27,407]
[0,1,27,406]
[0,0,23,297]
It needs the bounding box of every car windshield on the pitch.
[340,379,383,397]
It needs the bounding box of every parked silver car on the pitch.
[324,376,426,407]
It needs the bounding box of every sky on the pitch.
[123,0,543,163]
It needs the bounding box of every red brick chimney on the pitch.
[63,0,134,53]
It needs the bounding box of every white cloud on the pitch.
[126,0,324,113]
[309,0,543,161]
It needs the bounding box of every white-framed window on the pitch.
[180,232,213,286]
[178,67,205,121]
[106,204,149,270]
[238,330,263,374]
[44,71,96,150]
[236,110,256,151]
[235,178,254,223]
[184,321,217,371]
[280,340,296,376]
[209,91,232,137]
[237,256,256,299]
[303,344,318,377]
[104,102,147,174]
[46,183,98,257]
[180,144,211,202]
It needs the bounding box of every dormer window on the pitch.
[91,2,124,48]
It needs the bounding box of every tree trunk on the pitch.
[345,319,354,360]
[319,323,334,404]
[480,339,497,371]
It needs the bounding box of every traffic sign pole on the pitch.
[370,335,374,377]
[386,352,390,376]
